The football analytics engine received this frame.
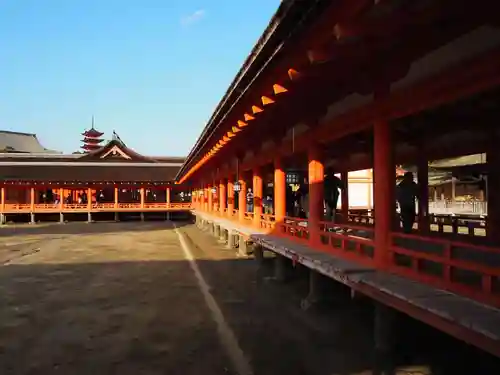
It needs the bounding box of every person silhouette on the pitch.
[324,169,345,222]
[397,172,419,233]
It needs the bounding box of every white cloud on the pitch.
[180,9,206,27]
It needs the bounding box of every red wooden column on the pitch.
[341,171,349,222]
[1,186,5,213]
[200,185,205,212]
[227,179,235,217]
[253,168,263,227]
[274,158,286,222]
[208,184,213,213]
[238,175,247,223]
[114,187,118,209]
[373,115,395,269]
[219,180,226,214]
[194,189,200,209]
[308,145,325,245]
[417,155,430,234]
[166,187,171,207]
[59,187,64,209]
[30,187,35,211]
[140,187,145,209]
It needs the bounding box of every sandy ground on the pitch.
[0,221,498,375]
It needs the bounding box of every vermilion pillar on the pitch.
[219,180,226,214]
[30,187,35,211]
[1,187,4,213]
[203,185,209,212]
[208,184,213,213]
[417,156,429,234]
[253,168,263,227]
[274,158,286,222]
[373,117,395,269]
[227,179,234,217]
[57,187,62,210]
[238,175,247,223]
[140,187,145,208]
[166,187,171,206]
[308,145,325,245]
[341,171,349,222]
[114,187,118,208]
[87,188,92,210]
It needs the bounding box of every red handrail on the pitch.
[389,231,500,307]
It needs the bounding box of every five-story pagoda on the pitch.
[81,116,104,152]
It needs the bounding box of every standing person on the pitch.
[324,170,345,222]
[246,188,254,213]
[397,172,419,233]
[297,177,309,219]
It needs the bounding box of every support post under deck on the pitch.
[227,231,237,249]
[301,269,323,310]
[274,254,287,282]
[253,244,264,266]
[238,235,248,257]
[373,302,397,374]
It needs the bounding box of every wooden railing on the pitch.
[4,204,31,211]
[92,203,116,210]
[1,203,192,213]
[63,204,88,211]
[390,231,500,307]
[344,210,487,238]
[33,204,60,211]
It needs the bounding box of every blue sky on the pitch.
[0,0,280,156]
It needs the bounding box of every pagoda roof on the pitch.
[81,138,104,144]
[0,130,60,154]
[82,128,104,137]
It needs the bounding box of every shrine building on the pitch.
[177,0,500,359]
[0,130,190,224]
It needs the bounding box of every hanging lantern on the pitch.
[233,181,242,192]
[211,187,217,194]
